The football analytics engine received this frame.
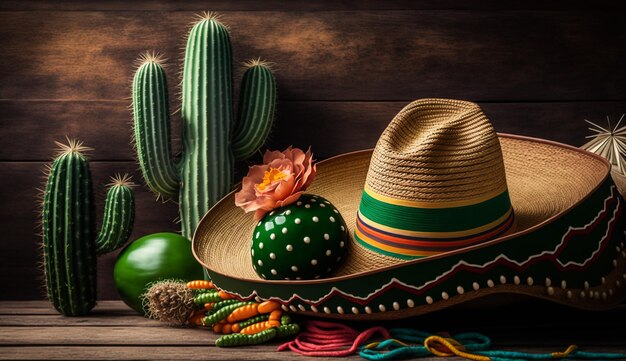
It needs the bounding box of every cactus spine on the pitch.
[42,139,135,316]
[132,13,277,239]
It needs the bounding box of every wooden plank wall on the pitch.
[1,1,625,300]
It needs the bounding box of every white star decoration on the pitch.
[582,114,626,175]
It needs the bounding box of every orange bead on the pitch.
[218,290,233,299]
[268,310,282,321]
[186,280,214,289]
[258,300,280,314]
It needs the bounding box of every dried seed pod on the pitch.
[143,280,195,326]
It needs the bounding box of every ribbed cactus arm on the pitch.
[132,57,180,199]
[232,62,277,161]
[95,175,135,255]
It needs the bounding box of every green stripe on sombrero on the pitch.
[358,188,512,233]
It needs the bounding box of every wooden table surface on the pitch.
[0,300,624,360]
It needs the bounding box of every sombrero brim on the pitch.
[193,134,626,320]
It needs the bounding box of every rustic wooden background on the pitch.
[1,0,626,301]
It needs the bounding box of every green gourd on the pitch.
[131,12,277,239]
[42,139,135,316]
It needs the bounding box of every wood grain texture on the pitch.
[0,301,137,315]
[0,314,161,326]
[2,0,625,11]
[1,10,625,101]
[0,301,623,361]
[2,100,625,161]
[0,326,214,345]
[0,346,317,361]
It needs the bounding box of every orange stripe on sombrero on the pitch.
[354,225,441,258]
[356,210,514,250]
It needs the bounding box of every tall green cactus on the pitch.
[132,13,277,239]
[42,139,135,316]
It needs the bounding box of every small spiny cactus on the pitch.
[41,138,135,316]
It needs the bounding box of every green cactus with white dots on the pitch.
[251,195,349,280]
[131,12,277,240]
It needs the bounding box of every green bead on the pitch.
[275,323,300,338]
[238,314,270,329]
[250,194,349,280]
[203,301,252,325]
[215,328,277,347]
[194,291,221,304]
[213,299,240,310]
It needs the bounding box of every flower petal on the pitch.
[263,149,286,164]
[273,174,296,201]
[276,191,304,208]
[254,209,268,222]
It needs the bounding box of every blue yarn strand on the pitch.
[481,350,626,361]
[358,328,626,361]
[570,351,626,360]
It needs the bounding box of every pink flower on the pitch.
[235,147,316,221]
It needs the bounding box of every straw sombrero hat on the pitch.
[193,99,626,320]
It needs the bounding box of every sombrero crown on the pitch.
[356,99,515,259]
